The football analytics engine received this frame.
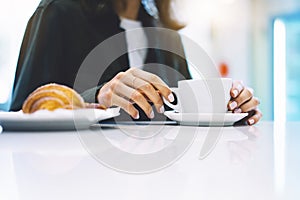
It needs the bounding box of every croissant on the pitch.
[22,83,106,113]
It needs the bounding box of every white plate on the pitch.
[0,108,120,131]
[164,111,248,126]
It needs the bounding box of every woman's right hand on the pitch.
[97,68,174,119]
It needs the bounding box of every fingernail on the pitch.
[134,113,140,119]
[149,110,155,119]
[232,89,239,98]
[229,101,237,110]
[237,84,243,92]
[168,93,174,102]
[234,108,242,113]
[248,119,255,125]
[159,106,165,113]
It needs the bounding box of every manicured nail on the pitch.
[159,106,165,113]
[168,93,175,102]
[237,84,243,92]
[134,113,140,119]
[149,110,155,119]
[229,101,237,110]
[234,108,242,113]
[232,89,239,98]
[248,119,255,125]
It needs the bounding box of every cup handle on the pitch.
[163,88,181,112]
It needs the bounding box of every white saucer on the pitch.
[164,111,248,126]
[0,108,120,131]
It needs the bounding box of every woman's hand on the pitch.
[97,68,174,119]
[228,80,262,125]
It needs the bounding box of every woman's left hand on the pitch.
[227,80,262,125]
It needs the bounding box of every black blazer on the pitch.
[10,0,191,117]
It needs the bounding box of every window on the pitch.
[0,0,40,110]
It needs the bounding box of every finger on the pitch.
[130,68,174,102]
[97,84,113,107]
[228,87,253,111]
[239,97,260,113]
[247,109,263,125]
[128,77,165,114]
[84,103,107,109]
[114,82,154,119]
[97,73,126,107]
[111,93,139,119]
[230,80,244,98]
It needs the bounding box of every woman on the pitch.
[10,0,262,125]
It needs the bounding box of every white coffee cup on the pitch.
[164,78,232,113]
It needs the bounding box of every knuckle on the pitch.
[128,68,137,74]
[234,95,243,103]
[101,91,113,106]
[247,91,253,98]
[131,91,143,101]
[105,89,113,100]
[242,88,253,99]
[115,72,125,80]
[143,83,153,91]
[149,74,159,82]
[110,79,119,90]
[247,87,254,95]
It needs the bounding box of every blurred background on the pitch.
[0,0,300,122]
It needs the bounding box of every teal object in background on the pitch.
[273,12,300,121]
[285,15,300,121]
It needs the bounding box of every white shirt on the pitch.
[119,17,148,69]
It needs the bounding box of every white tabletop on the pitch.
[0,122,299,200]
